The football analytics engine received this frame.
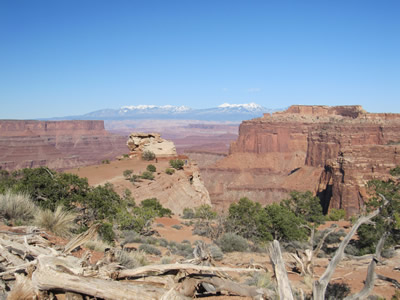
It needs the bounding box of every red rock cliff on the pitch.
[204,105,400,215]
[0,120,127,171]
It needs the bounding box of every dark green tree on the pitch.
[281,191,325,225]
[264,203,308,242]
[226,197,272,242]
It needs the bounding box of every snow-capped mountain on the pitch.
[48,103,282,122]
[119,105,191,114]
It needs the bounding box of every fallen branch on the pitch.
[376,274,400,289]
[117,263,264,279]
[32,255,189,300]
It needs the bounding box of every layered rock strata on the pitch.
[0,120,127,170]
[203,105,400,215]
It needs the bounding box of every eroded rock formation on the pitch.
[127,133,177,158]
[203,105,400,215]
[0,120,127,171]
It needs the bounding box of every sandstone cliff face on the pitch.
[204,105,400,215]
[0,120,127,171]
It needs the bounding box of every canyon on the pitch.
[0,120,127,171]
[200,105,400,215]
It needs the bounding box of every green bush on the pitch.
[217,232,248,252]
[194,204,217,220]
[116,250,148,268]
[98,222,116,244]
[172,224,183,230]
[146,164,156,172]
[102,159,110,164]
[165,168,175,175]
[139,244,161,256]
[142,150,156,161]
[325,282,350,299]
[327,208,346,221]
[140,171,154,180]
[182,207,195,219]
[169,159,184,170]
[140,198,172,217]
[130,174,141,183]
[123,169,133,179]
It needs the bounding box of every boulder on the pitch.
[127,133,177,158]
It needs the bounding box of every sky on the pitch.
[0,0,399,119]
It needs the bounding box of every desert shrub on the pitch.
[158,238,169,247]
[208,244,224,261]
[161,256,173,264]
[101,159,110,164]
[84,239,108,252]
[146,164,156,172]
[165,168,175,175]
[129,174,141,184]
[392,290,400,300]
[142,150,156,161]
[344,243,360,256]
[122,154,129,158]
[217,232,248,253]
[390,166,400,176]
[324,229,346,244]
[172,224,182,230]
[116,249,148,268]
[182,207,195,219]
[140,198,172,217]
[182,239,191,244]
[169,159,184,170]
[98,222,116,244]
[326,208,346,221]
[0,191,37,224]
[142,236,158,245]
[245,272,275,289]
[123,169,133,179]
[139,244,161,256]
[194,204,217,220]
[169,242,193,258]
[156,223,165,227]
[140,171,154,180]
[122,231,144,244]
[381,248,396,259]
[35,206,77,237]
[325,282,350,299]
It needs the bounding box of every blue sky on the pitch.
[0,0,399,119]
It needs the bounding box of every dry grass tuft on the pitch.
[35,205,77,237]
[0,190,37,224]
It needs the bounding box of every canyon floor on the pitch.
[64,158,400,299]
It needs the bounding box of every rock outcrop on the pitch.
[203,105,400,215]
[0,120,127,171]
[127,133,177,158]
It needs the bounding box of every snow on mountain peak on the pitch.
[119,105,191,113]
[218,102,263,110]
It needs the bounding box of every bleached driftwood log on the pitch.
[32,255,190,300]
[269,240,294,300]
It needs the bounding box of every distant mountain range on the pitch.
[49,103,283,122]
